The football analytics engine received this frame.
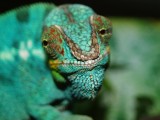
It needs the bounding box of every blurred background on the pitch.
[1,1,160,120]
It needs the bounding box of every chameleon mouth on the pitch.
[49,48,109,68]
[63,50,108,67]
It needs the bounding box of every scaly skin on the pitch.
[0,3,112,120]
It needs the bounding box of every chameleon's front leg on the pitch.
[28,105,93,120]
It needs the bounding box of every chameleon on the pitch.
[0,3,112,120]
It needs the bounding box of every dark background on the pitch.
[0,0,160,19]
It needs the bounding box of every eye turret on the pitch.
[91,15,112,43]
[41,26,64,60]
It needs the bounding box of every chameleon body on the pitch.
[0,3,112,120]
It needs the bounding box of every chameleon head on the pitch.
[41,4,112,100]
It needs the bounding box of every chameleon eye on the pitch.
[98,27,112,39]
[42,40,48,46]
[99,29,106,35]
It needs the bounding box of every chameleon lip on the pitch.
[50,50,108,68]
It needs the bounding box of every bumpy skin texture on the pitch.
[0,3,112,120]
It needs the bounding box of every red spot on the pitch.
[50,28,55,34]
[54,45,61,53]
[96,17,102,24]
[57,46,61,52]
[60,49,64,56]
[58,38,62,43]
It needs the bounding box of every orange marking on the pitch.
[49,59,60,69]
[50,27,55,34]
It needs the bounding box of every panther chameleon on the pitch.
[0,3,112,120]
